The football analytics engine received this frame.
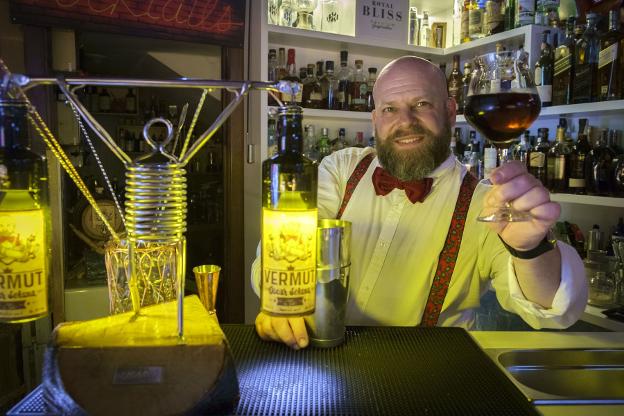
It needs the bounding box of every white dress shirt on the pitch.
[252,147,589,329]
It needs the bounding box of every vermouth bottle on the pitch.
[0,95,49,323]
[261,106,318,317]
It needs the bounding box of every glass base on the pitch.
[477,205,532,222]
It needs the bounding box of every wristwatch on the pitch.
[498,233,557,260]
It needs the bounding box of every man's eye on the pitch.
[382,106,395,113]
[415,101,431,108]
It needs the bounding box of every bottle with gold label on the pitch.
[0,95,49,323]
[261,105,317,317]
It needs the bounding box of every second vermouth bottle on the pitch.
[261,106,318,317]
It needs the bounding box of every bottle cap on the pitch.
[325,60,335,71]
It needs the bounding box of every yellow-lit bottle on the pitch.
[261,105,317,317]
[0,97,49,323]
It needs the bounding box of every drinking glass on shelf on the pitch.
[464,50,542,222]
[295,0,318,30]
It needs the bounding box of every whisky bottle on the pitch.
[420,11,432,46]
[529,127,550,185]
[0,96,49,323]
[461,62,472,114]
[302,64,323,109]
[573,13,600,104]
[588,129,615,196]
[261,105,318,317]
[547,120,571,193]
[553,17,576,106]
[597,10,623,101]
[349,60,368,112]
[366,67,377,112]
[535,30,554,106]
[448,55,464,114]
[568,118,590,194]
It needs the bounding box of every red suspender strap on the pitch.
[420,173,479,327]
[336,153,376,219]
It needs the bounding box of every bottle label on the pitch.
[0,209,47,321]
[530,152,546,168]
[261,208,317,316]
[484,147,498,177]
[554,53,572,77]
[281,82,303,104]
[568,178,585,188]
[537,85,552,103]
[598,43,618,69]
[554,155,566,179]
[534,66,543,86]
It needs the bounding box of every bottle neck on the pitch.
[277,109,304,155]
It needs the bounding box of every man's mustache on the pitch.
[387,126,435,142]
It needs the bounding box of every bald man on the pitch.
[253,56,588,350]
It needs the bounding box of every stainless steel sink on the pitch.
[488,349,624,405]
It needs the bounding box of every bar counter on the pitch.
[9,325,624,416]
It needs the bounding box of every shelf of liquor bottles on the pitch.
[550,193,624,208]
[268,22,539,63]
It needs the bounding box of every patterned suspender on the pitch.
[420,173,478,327]
[336,153,376,219]
[336,153,479,327]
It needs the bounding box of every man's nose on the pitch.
[397,108,417,128]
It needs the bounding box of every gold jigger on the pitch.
[193,265,221,314]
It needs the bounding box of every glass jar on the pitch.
[588,271,615,307]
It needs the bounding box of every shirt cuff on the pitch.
[506,241,589,326]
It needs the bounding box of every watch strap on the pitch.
[498,235,556,260]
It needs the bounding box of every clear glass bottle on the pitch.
[588,129,616,196]
[468,0,484,40]
[331,127,348,152]
[261,105,318,317]
[320,0,342,34]
[0,96,50,323]
[461,0,471,43]
[98,88,111,112]
[420,11,432,46]
[279,0,298,27]
[409,6,419,45]
[349,59,367,111]
[303,124,319,162]
[295,0,318,30]
[317,127,332,161]
[597,10,623,101]
[588,271,615,307]
[573,12,600,104]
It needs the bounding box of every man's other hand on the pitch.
[254,311,309,350]
[484,160,560,251]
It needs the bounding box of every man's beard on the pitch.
[375,121,452,181]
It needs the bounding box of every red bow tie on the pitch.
[372,167,433,203]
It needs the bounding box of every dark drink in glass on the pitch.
[464,92,541,145]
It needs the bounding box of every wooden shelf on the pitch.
[550,193,624,208]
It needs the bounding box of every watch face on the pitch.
[81,199,124,241]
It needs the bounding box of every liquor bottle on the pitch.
[279,0,297,27]
[468,0,484,40]
[320,0,342,34]
[409,6,420,45]
[568,118,591,195]
[529,127,550,185]
[331,127,348,152]
[125,89,136,113]
[453,127,466,156]
[281,49,303,105]
[0,95,49,323]
[261,105,317,317]
[365,67,377,112]
[552,17,576,106]
[461,0,471,43]
[504,0,516,30]
[463,130,478,161]
[268,0,281,25]
[510,130,531,166]
[447,55,464,114]
[485,0,504,35]
[299,67,308,81]
[317,127,332,161]
[588,129,616,196]
[573,13,600,104]
[420,11,432,46]
[336,50,352,111]
[349,60,368,112]
[320,60,338,110]
[303,124,319,162]
[450,129,461,158]
[547,120,571,193]
[535,30,554,106]
[98,88,111,112]
[302,64,323,109]
[461,62,472,114]
[276,48,289,81]
[515,0,535,27]
[483,140,498,179]
[463,131,481,178]
[354,131,366,148]
[597,10,623,101]
[268,49,278,81]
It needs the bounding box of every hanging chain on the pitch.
[67,97,126,228]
